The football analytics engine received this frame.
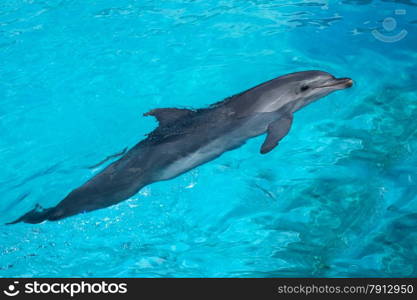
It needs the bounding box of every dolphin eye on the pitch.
[300,85,310,92]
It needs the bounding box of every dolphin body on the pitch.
[8,70,353,224]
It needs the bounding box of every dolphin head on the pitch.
[256,70,353,113]
[290,70,353,108]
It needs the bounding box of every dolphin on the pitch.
[7,70,353,224]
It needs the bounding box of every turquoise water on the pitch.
[1,0,417,277]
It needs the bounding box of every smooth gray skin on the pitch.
[8,70,353,224]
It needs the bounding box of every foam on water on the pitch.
[1,0,416,277]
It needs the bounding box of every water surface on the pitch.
[1,0,417,277]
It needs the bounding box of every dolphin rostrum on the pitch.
[8,70,353,224]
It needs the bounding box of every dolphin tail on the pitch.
[5,205,61,225]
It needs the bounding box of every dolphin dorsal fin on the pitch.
[144,108,195,126]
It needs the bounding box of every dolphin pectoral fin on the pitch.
[143,108,195,126]
[260,114,293,154]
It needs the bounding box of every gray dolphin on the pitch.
[8,70,353,224]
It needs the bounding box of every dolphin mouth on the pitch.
[318,77,353,89]
[335,77,354,88]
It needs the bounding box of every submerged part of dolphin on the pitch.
[8,70,353,224]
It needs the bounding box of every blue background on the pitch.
[1,0,417,277]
